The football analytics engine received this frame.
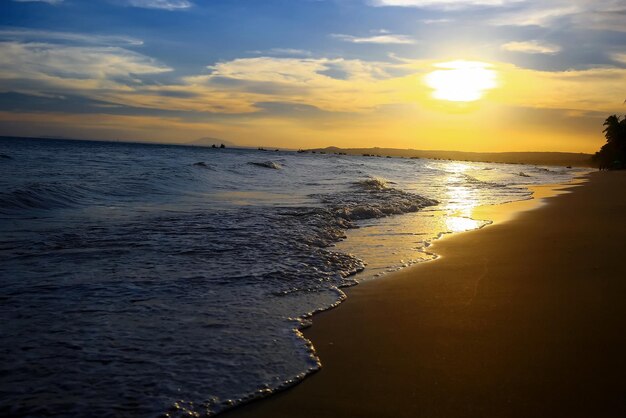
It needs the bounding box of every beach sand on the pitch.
[226,171,626,418]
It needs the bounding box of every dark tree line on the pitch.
[592,114,626,170]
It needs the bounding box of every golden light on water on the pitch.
[445,216,483,233]
[440,162,485,233]
[425,60,497,102]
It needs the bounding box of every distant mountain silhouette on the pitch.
[308,147,593,167]
[39,135,80,140]
[188,137,236,147]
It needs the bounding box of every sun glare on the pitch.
[425,60,497,102]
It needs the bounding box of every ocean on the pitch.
[0,137,581,417]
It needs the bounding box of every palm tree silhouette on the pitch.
[593,113,626,169]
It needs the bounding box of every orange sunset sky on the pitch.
[1,0,625,152]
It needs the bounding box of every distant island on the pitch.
[187,137,236,148]
[306,147,593,167]
[0,136,595,167]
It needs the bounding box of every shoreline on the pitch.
[225,170,626,418]
[213,173,586,415]
[469,176,588,228]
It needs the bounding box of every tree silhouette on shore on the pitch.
[592,114,626,170]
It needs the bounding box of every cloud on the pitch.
[202,57,396,83]
[5,43,624,117]
[12,0,63,4]
[0,41,171,95]
[573,2,626,32]
[501,40,562,55]
[0,28,143,46]
[1,23,623,129]
[176,55,626,117]
[247,48,312,57]
[2,48,625,151]
[488,1,626,31]
[173,56,406,113]
[492,63,626,114]
[125,0,192,10]
[420,18,453,24]
[612,53,626,65]
[331,33,415,44]
[370,0,626,35]
[0,30,163,92]
[369,0,512,8]
[490,6,580,27]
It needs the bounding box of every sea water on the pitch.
[0,138,581,417]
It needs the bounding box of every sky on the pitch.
[0,0,625,152]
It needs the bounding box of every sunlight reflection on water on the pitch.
[337,162,499,280]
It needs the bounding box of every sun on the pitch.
[425,60,497,102]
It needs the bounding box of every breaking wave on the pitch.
[0,174,437,417]
[248,161,282,170]
[317,177,437,221]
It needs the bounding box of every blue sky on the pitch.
[0,0,625,151]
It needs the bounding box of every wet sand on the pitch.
[226,171,626,418]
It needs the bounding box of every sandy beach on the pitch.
[227,170,626,418]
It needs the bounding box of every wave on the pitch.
[248,161,282,170]
[0,166,211,216]
[534,167,563,174]
[223,176,440,299]
[0,182,92,214]
[192,162,215,170]
[456,173,509,190]
[315,176,438,222]
[356,176,390,190]
[180,178,439,414]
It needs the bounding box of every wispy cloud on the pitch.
[176,56,403,113]
[12,0,63,4]
[370,0,512,8]
[573,2,626,32]
[488,1,626,32]
[248,48,312,57]
[0,28,143,46]
[490,6,580,27]
[420,18,453,24]
[0,41,171,97]
[612,53,626,65]
[501,40,562,55]
[125,0,192,10]
[331,33,415,44]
